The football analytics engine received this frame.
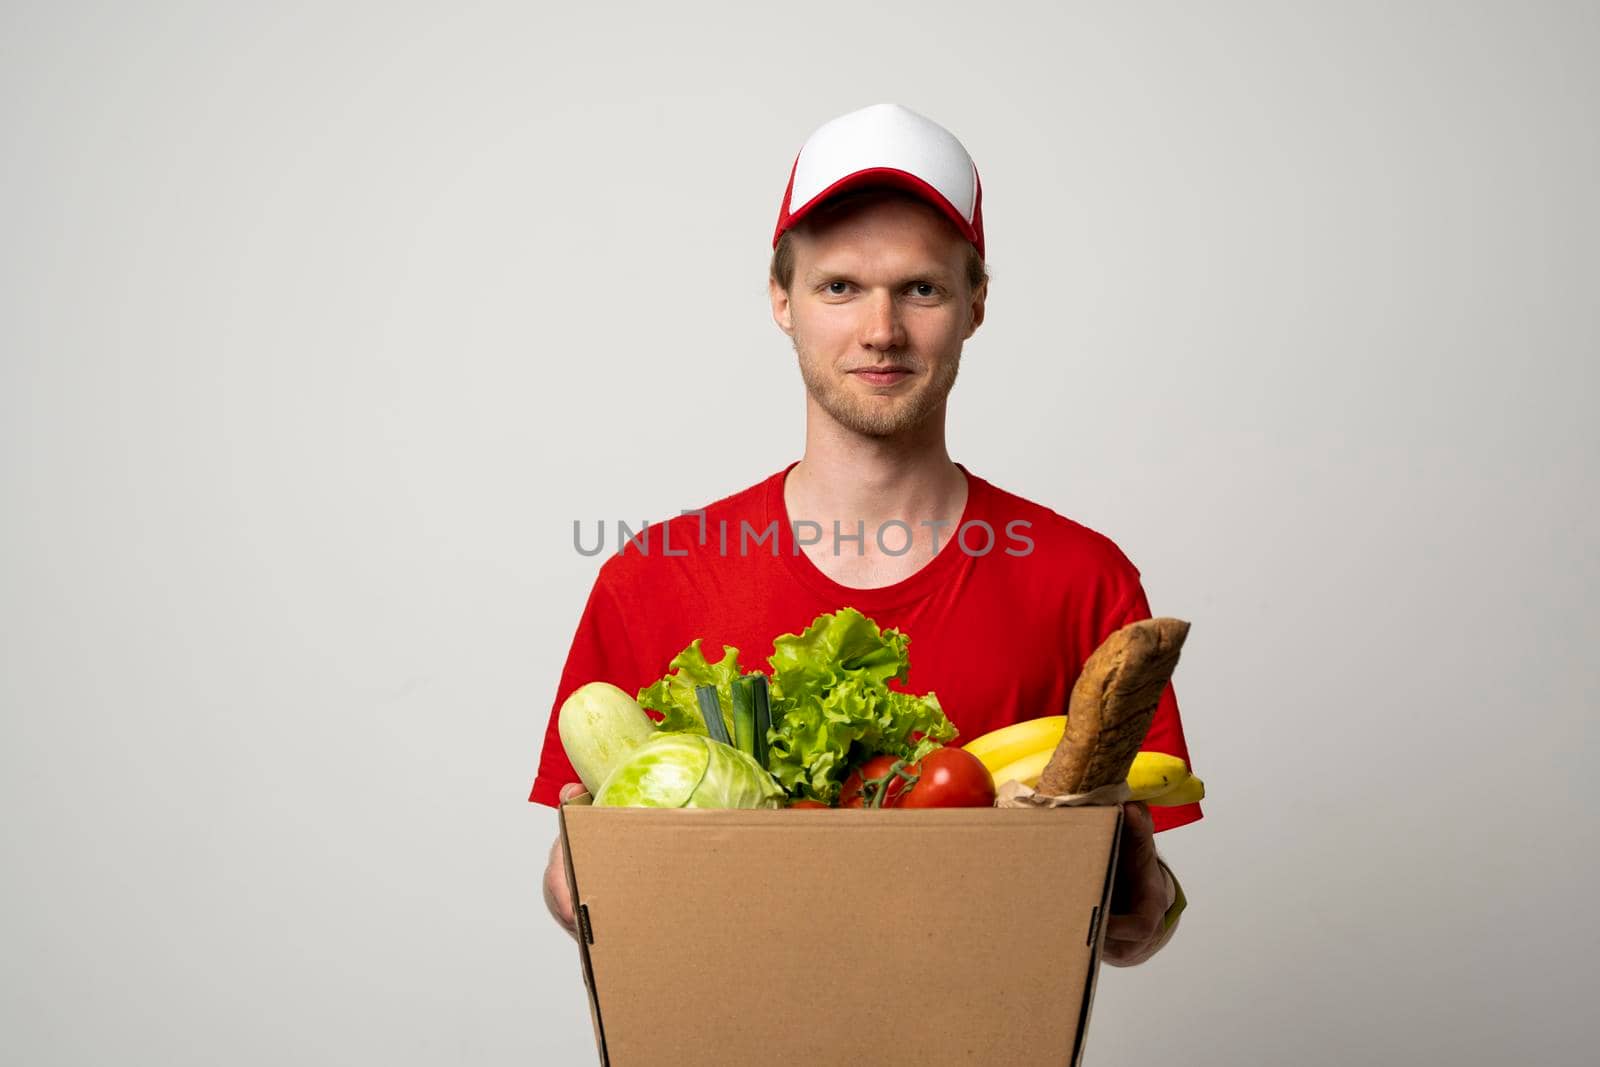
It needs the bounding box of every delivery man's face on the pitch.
[769,195,986,438]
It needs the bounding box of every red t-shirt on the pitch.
[529,462,1203,833]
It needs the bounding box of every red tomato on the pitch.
[839,748,995,809]
[787,799,828,809]
[895,747,996,808]
[839,754,910,809]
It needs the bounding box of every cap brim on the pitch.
[776,166,981,254]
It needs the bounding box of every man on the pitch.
[531,103,1201,967]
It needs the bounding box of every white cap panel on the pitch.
[789,103,977,221]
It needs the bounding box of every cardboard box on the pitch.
[559,800,1125,1066]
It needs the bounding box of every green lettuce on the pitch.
[636,608,955,804]
[636,639,744,736]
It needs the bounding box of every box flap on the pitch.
[560,805,1122,1066]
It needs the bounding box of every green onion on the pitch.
[731,676,757,760]
[695,685,731,745]
[750,673,772,767]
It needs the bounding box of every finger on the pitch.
[1105,910,1163,944]
[1117,802,1158,870]
[1101,936,1157,968]
[1122,800,1154,840]
[1111,860,1153,905]
[1107,856,1169,932]
[559,782,586,800]
[541,868,577,928]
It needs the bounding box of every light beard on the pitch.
[793,339,962,438]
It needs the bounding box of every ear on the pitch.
[769,275,795,336]
[964,277,988,339]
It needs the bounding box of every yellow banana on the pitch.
[969,717,1209,803]
[1126,752,1191,801]
[990,747,1200,800]
[1148,773,1205,806]
[963,715,1066,774]
[989,747,1053,788]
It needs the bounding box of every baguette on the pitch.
[1036,617,1191,797]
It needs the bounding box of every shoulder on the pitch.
[972,471,1142,585]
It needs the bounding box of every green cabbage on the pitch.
[593,733,785,809]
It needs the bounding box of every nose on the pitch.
[858,288,906,351]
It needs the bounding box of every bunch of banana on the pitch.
[963,715,1206,806]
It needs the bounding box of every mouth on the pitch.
[850,366,914,386]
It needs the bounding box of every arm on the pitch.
[530,574,640,806]
[532,567,642,933]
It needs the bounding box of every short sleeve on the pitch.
[1104,575,1204,835]
[528,569,639,807]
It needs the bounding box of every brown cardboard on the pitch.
[559,802,1124,1066]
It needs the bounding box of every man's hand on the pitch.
[1102,801,1179,967]
[542,783,586,941]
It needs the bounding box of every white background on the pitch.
[3,2,1596,1063]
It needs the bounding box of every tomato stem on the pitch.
[862,758,921,809]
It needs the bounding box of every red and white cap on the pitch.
[773,103,985,259]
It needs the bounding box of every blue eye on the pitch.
[827,282,849,295]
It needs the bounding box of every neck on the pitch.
[785,397,967,529]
